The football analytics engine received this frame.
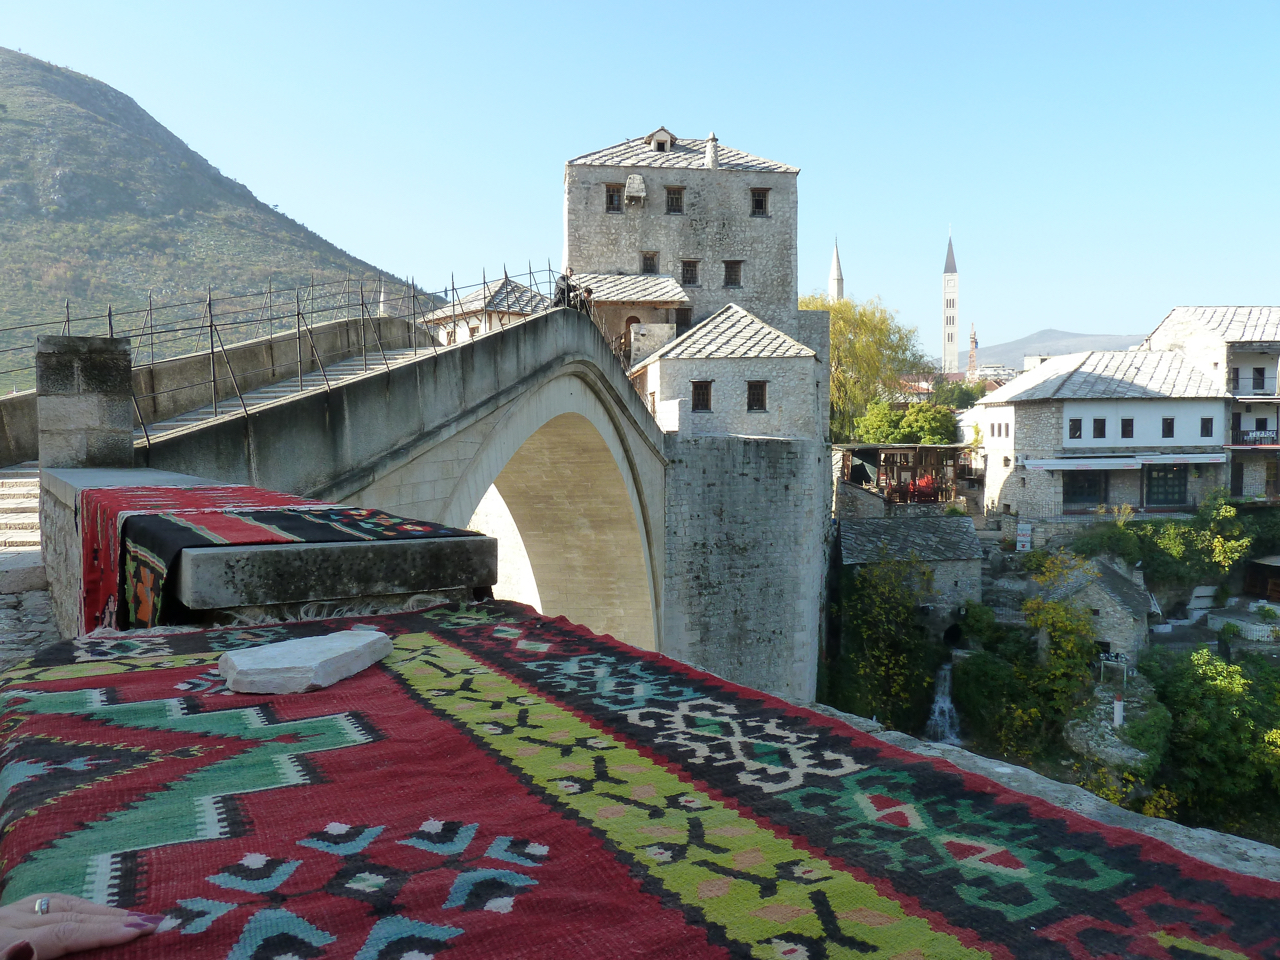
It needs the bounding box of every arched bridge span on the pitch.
[137,308,666,648]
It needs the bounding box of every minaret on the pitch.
[942,236,959,374]
[829,241,844,301]
[967,324,978,381]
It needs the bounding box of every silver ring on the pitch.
[34,896,50,915]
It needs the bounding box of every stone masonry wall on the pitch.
[652,355,819,439]
[927,558,983,608]
[565,163,799,334]
[663,434,828,701]
[983,401,1061,516]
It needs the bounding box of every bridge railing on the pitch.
[0,266,654,448]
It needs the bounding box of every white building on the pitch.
[630,304,821,439]
[942,237,959,374]
[974,350,1229,516]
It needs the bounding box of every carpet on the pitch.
[2,602,1277,959]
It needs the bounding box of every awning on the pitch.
[1025,453,1227,471]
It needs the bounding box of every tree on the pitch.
[931,378,985,410]
[897,403,959,444]
[801,293,934,441]
[851,401,902,443]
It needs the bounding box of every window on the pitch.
[641,251,658,275]
[666,186,685,214]
[681,260,699,285]
[1162,417,1175,438]
[1121,418,1134,439]
[446,329,456,346]
[1002,457,1010,467]
[649,391,656,412]
[691,380,712,411]
[605,183,623,213]
[1064,471,1106,505]
[1201,417,1214,437]
[1258,417,1269,431]
[1254,367,1267,390]
[751,188,769,217]
[723,260,743,287]
[675,307,692,332]
[1091,609,1101,617]
[747,381,767,411]
[1004,423,1010,437]
[1231,367,1240,391]
[1093,418,1106,439]
[654,140,667,153]
[1232,412,1242,431]
[1020,476,1026,487]
[1069,418,1083,439]
[469,325,480,339]
[1147,464,1187,505]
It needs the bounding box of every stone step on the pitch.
[0,499,38,514]
[0,531,40,547]
[0,515,39,531]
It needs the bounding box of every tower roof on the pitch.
[943,237,957,275]
[829,241,843,282]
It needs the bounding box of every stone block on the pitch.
[219,629,393,694]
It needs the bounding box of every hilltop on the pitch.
[975,328,1146,369]
[0,47,394,365]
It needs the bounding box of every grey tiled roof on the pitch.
[1155,306,1280,343]
[424,277,550,321]
[571,273,688,305]
[1043,560,1151,620]
[976,350,1227,404]
[840,516,983,565]
[569,136,797,173]
[630,304,815,371]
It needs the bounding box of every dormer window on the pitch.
[644,126,676,153]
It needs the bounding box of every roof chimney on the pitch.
[705,132,719,170]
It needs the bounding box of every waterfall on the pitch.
[924,663,962,745]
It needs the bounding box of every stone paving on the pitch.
[0,589,60,672]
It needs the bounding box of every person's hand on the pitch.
[0,894,161,959]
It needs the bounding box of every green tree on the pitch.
[851,401,903,443]
[897,403,960,444]
[826,557,936,731]
[801,293,933,441]
[931,378,985,410]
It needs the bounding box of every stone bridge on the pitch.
[135,307,667,650]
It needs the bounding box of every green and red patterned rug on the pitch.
[2,602,1277,959]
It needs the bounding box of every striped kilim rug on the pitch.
[2,602,1277,959]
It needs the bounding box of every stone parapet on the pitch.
[36,335,134,470]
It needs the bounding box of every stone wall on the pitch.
[926,558,983,608]
[663,434,828,700]
[564,162,799,334]
[1079,581,1147,659]
[650,355,820,439]
[982,400,1061,516]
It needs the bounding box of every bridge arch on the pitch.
[437,373,659,648]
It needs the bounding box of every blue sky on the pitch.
[5,1,1278,350]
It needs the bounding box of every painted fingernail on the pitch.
[126,918,158,930]
[4,941,33,960]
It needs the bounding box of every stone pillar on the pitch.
[35,336,134,469]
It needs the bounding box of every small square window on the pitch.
[1121,418,1134,438]
[469,326,480,339]
[723,260,743,287]
[747,381,767,411]
[1093,418,1106,439]
[605,183,623,213]
[641,251,658,275]
[1162,417,1175,438]
[751,188,769,217]
[1258,417,1269,431]
[1201,416,1214,437]
[1091,609,1101,617]
[691,380,712,411]
[1069,418,1082,439]
[666,186,685,214]
[654,140,667,152]
[681,260,699,286]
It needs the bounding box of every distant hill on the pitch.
[974,328,1147,370]
[0,47,397,376]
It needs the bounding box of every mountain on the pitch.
[0,47,394,365]
[974,328,1147,370]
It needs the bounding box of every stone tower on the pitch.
[942,237,959,374]
[829,241,844,301]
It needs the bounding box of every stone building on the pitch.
[564,127,800,334]
[1145,306,1280,499]
[974,350,1229,517]
[629,304,821,439]
[1041,560,1152,660]
[562,127,830,700]
[839,516,983,612]
[423,277,549,345]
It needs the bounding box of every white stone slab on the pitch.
[219,629,393,694]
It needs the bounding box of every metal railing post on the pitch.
[206,290,218,416]
[212,320,251,420]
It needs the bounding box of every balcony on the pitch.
[1228,373,1278,396]
[1229,429,1279,446]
